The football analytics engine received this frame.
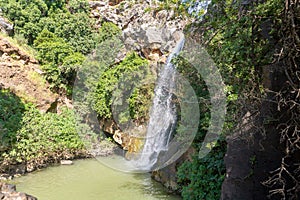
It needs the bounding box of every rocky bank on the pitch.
[0,182,37,200]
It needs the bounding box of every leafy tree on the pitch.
[175,0,285,199]
[34,30,85,91]
[177,140,226,200]
[98,22,122,43]
[67,0,90,14]
[43,0,66,10]
[0,0,48,44]
[92,52,149,119]
[40,9,97,54]
[0,90,26,151]
[2,107,86,164]
[0,0,101,91]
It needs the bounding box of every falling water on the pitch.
[136,37,185,170]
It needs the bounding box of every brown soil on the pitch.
[0,35,57,111]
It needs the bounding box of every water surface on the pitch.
[12,157,181,200]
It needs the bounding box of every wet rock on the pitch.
[100,119,119,135]
[151,147,195,192]
[1,183,16,193]
[0,182,37,200]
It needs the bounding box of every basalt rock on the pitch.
[151,147,195,192]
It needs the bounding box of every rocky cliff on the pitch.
[88,0,189,154]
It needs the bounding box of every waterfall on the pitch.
[135,37,185,170]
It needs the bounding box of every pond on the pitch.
[12,156,181,200]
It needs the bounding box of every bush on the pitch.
[67,0,90,14]
[98,22,121,44]
[92,52,150,120]
[2,107,86,164]
[177,139,226,200]
[0,89,26,150]
[0,0,96,91]
[40,9,97,54]
[34,29,85,91]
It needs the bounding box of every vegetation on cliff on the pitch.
[0,0,96,93]
[172,0,299,199]
[0,0,298,200]
[0,0,154,174]
[92,52,152,122]
[0,89,87,174]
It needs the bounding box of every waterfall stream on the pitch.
[136,38,185,170]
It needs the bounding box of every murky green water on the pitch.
[12,157,181,200]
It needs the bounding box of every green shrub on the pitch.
[98,22,121,44]
[34,29,85,91]
[128,84,155,123]
[0,90,26,150]
[67,0,90,14]
[40,9,97,54]
[0,0,96,92]
[3,107,85,164]
[92,52,149,119]
[0,0,47,44]
[177,139,226,200]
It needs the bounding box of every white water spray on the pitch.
[136,37,185,170]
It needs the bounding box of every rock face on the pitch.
[151,147,196,192]
[0,16,13,36]
[0,35,57,112]
[221,63,287,199]
[90,0,188,59]
[0,182,37,200]
[89,0,189,153]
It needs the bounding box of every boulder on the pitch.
[60,160,73,165]
[89,1,107,9]
[0,182,37,200]
[0,16,13,36]
[151,147,195,192]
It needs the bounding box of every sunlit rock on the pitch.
[60,160,73,165]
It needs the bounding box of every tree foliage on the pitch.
[34,30,85,92]
[0,90,26,151]
[0,0,97,91]
[174,0,288,199]
[0,89,88,172]
[177,140,226,200]
[1,107,86,166]
[92,52,150,120]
